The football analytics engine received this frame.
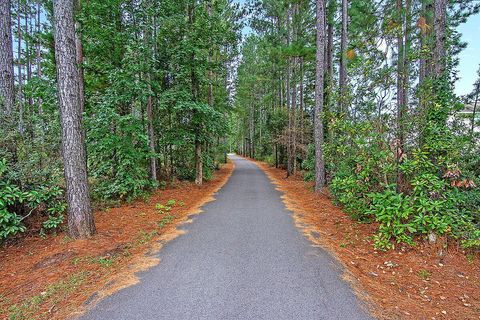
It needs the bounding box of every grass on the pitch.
[417,269,431,280]
[60,235,73,244]
[90,256,116,268]
[466,253,475,264]
[5,272,88,320]
[135,230,158,245]
[157,215,175,228]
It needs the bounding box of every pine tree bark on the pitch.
[433,0,447,77]
[314,0,326,191]
[17,0,24,135]
[53,0,95,239]
[74,0,85,113]
[36,0,41,79]
[143,0,157,182]
[470,81,479,144]
[395,0,408,192]
[339,0,348,114]
[0,0,15,117]
[147,95,157,181]
[26,4,33,107]
[188,1,202,186]
[325,0,333,108]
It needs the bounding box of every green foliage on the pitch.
[86,106,157,202]
[42,213,65,231]
[1,0,241,241]
[330,175,371,220]
[0,159,66,240]
[367,187,414,249]
[0,159,26,240]
[157,215,175,228]
[302,145,315,182]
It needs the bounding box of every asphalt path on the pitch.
[81,155,372,320]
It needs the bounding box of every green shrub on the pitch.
[367,187,415,249]
[330,175,371,220]
[0,159,26,240]
[0,159,67,241]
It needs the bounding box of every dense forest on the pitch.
[1,0,241,239]
[1,0,479,252]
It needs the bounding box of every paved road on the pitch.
[81,156,372,320]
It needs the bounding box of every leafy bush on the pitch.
[367,187,414,249]
[302,144,315,182]
[0,159,67,240]
[1,159,27,240]
[321,114,480,250]
[330,175,371,220]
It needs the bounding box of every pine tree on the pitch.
[0,0,15,118]
[53,0,95,239]
[314,0,326,191]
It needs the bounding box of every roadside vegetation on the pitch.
[234,0,480,251]
[0,0,240,242]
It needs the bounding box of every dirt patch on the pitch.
[0,161,234,320]
[253,159,480,320]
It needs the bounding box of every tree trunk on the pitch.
[325,0,333,116]
[418,1,426,86]
[195,139,202,185]
[470,82,479,144]
[395,0,409,192]
[17,0,24,135]
[299,57,305,158]
[314,0,326,191]
[144,0,157,182]
[147,95,157,181]
[188,2,202,186]
[290,58,297,176]
[433,0,447,78]
[36,0,41,80]
[74,0,85,113]
[26,5,33,108]
[338,0,348,114]
[53,0,95,239]
[0,0,15,117]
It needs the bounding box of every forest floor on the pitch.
[253,159,480,320]
[0,161,234,320]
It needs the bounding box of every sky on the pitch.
[233,0,480,97]
[456,13,480,96]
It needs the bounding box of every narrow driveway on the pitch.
[81,155,372,320]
